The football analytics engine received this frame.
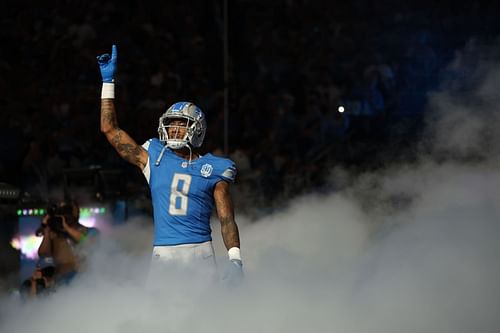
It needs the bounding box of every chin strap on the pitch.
[186,144,193,164]
[155,143,194,166]
[155,145,167,166]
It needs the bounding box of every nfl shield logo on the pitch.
[201,164,213,177]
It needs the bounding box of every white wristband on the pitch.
[101,83,115,99]
[228,247,241,261]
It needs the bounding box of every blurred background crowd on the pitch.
[1,0,500,217]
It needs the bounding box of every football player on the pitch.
[97,45,243,284]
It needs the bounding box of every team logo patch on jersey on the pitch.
[200,164,213,177]
[181,161,188,168]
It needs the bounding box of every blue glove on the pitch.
[223,259,244,286]
[96,44,117,83]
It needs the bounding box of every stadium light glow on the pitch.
[338,105,345,113]
[16,206,107,217]
[10,235,43,260]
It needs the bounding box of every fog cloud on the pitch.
[2,40,500,333]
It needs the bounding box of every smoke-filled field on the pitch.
[2,40,500,333]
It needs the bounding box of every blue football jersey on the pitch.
[142,138,236,246]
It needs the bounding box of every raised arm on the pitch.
[100,99,147,169]
[97,45,148,169]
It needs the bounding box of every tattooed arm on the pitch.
[214,181,241,250]
[100,99,148,169]
[97,45,148,170]
[215,181,244,282]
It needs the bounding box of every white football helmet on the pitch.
[158,102,207,149]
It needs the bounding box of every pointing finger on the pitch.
[111,44,117,62]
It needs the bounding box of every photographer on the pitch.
[19,258,56,299]
[37,200,98,285]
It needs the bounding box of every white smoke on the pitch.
[2,40,500,333]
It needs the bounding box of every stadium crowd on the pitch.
[1,0,499,216]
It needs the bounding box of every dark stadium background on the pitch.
[1,0,500,289]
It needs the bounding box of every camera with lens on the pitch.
[19,265,56,298]
[36,202,75,236]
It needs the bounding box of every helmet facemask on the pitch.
[158,116,191,149]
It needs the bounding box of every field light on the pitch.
[338,105,345,113]
[16,206,106,217]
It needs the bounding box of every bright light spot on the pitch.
[10,238,20,250]
[10,234,42,260]
[338,105,345,113]
[80,216,96,228]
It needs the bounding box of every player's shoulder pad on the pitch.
[203,154,237,182]
[142,138,163,154]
